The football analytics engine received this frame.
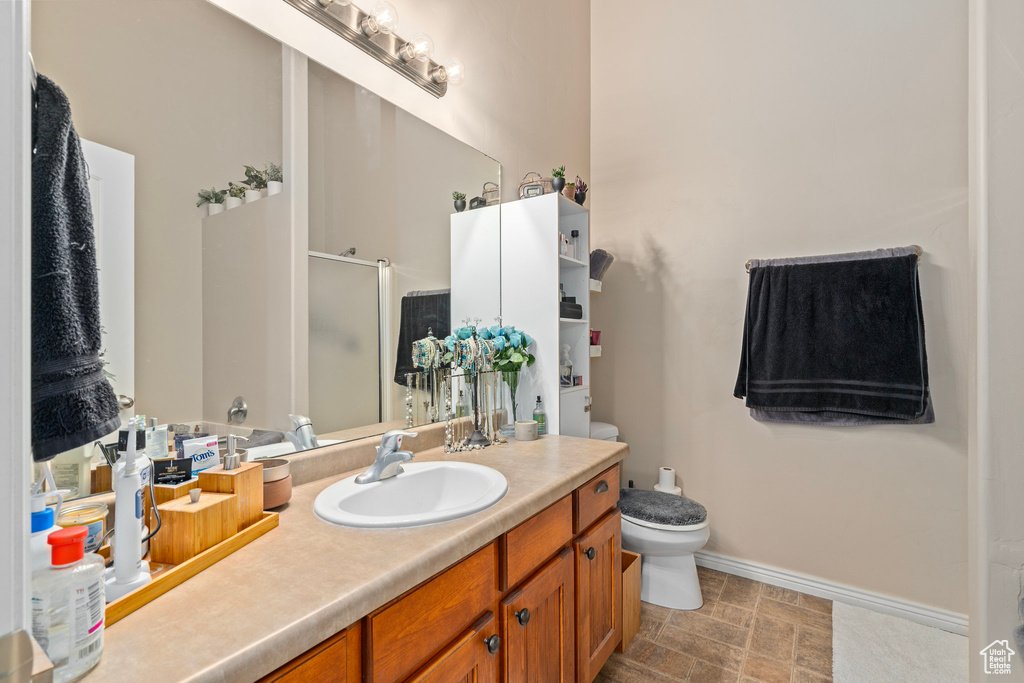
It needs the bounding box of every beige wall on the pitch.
[591,0,969,613]
[976,0,1024,673]
[32,0,283,423]
[208,0,591,203]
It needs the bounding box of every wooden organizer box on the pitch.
[105,461,277,627]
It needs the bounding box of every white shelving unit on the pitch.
[500,193,590,437]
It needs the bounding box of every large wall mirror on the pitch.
[31,0,501,500]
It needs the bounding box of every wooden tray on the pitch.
[105,511,278,626]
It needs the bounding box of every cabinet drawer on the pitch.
[367,542,499,682]
[406,612,499,683]
[573,464,620,534]
[259,623,360,683]
[500,495,573,591]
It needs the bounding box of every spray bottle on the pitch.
[104,417,152,602]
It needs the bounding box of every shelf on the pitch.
[590,345,601,357]
[559,254,587,268]
[589,279,602,292]
[559,317,588,324]
[557,193,589,217]
[560,384,589,395]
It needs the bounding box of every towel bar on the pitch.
[744,245,922,274]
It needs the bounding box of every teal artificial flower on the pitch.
[445,335,457,351]
[493,336,506,351]
[509,332,523,348]
[456,327,472,340]
[523,333,534,348]
[489,325,501,338]
[478,327,492,340]
[501,326,516,336]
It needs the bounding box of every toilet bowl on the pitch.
[618,488,709,610]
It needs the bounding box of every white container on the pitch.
[32,527,105,683]
[259,187,268,198]
[244,189,262,204]
[514,420,539,441]
[224,196,242,210]
[207,203,225,216]
[267,180,283,196]
[50,444,92,499]
[30,502,63,572]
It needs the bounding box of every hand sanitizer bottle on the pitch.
[533,396,547,435]
[32,526,105,682]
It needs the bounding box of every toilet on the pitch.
[590,421,619,442]
[618,488,710,610]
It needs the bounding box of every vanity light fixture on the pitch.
[283,0,463,98]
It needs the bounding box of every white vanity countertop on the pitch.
[82,435,628,683]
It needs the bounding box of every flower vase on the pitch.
[267,181,283,196]
[224,196,242,210]
[207,203,225,216]
[244,189,262,204]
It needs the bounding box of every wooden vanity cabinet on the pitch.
[261,463,622,683]
[574,510,622,682]
[501,548,576,683]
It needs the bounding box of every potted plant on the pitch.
[563,181,575,200]
[196,187,227,216]
[574,176,588,205]
[225,182,246,210]
[266,162,284,196]
[453,191,467,213]
[240,165,267,202]
[551,165,566,194]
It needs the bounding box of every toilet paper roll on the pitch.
[658,466,676,491]
[654,483,682,496]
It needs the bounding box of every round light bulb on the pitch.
[444,58,466,86]
[371,1,399,34]
[402,33,435,62]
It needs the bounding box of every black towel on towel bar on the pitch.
[733,246,933,425]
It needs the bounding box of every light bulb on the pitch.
[400,33,435,63]
[371,1,398,34]
[444,58,466,86]
[317,0,351,6]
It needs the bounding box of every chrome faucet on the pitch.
[355,430,418,484]
[285,414,319,452]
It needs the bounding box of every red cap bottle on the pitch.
[48,526,87,566]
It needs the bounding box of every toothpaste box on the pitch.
[183,435,220,472]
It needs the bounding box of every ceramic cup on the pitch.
[515,420,539,441]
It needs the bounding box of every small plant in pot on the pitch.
[453,191,467,213]
[574,176,588,205]
[550,165,566,194]
[563,181,575,200]
[225,182,247,210]
[265,162,284,196]
[239,165,268,202]
[196,187,227,216]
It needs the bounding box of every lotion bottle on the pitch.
[32,527,105,683]
[533,396,547,435]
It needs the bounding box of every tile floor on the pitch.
[597,567,833,683]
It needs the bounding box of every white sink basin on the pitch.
[314,461,508,529]
[248,439,341,460]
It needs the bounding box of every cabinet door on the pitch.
[502,548,575,683]
[559,388,590,438]
[574,510,622,683]
[407,612,499,683]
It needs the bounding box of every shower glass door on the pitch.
[308,254,381,434]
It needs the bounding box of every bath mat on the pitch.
[832,601,967,682]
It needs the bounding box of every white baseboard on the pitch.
[694,551,968,636]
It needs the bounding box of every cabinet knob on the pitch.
[595,480,609,494]
[485,634,500,655]
[515,608,530,626]
[585,547,596,561]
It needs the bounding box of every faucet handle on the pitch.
[380,429,418,452]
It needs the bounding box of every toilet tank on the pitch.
[590,421,619,442]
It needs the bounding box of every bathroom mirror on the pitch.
[31,0,500,500]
